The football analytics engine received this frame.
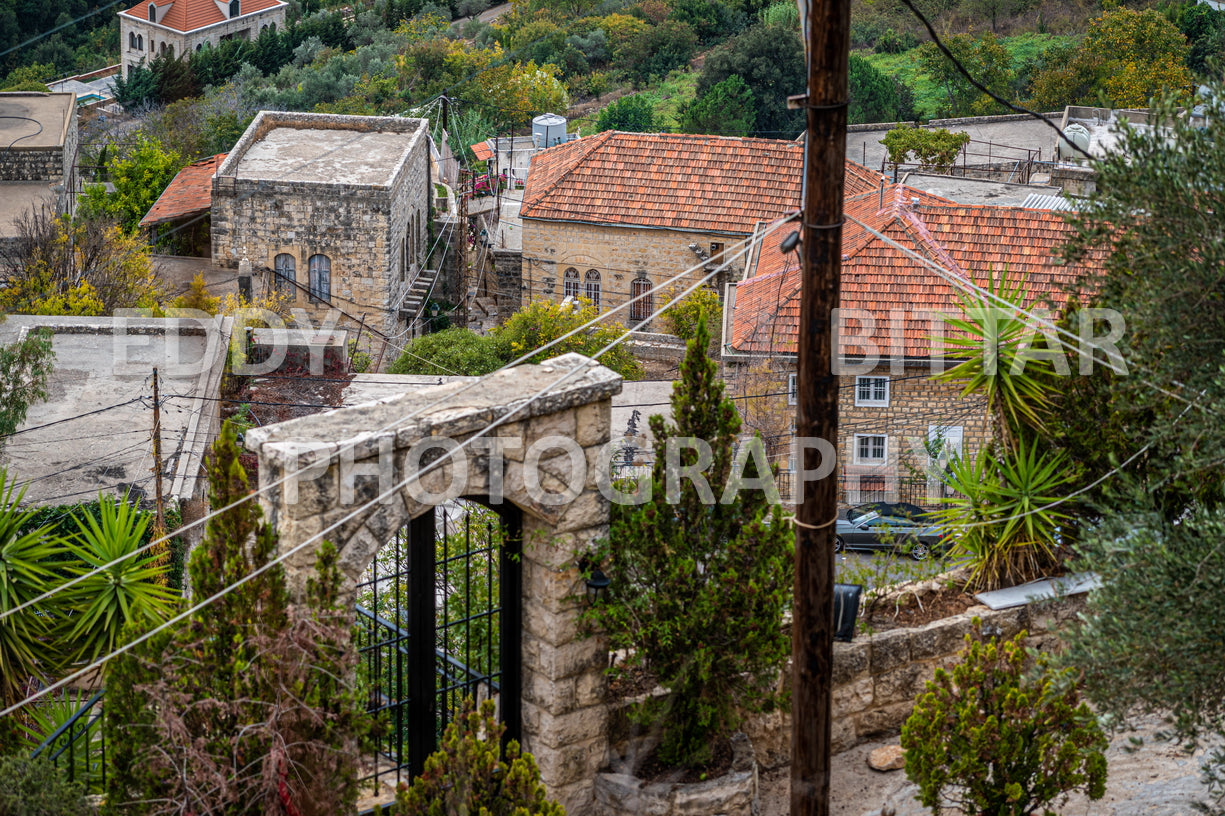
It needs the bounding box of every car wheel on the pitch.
[910,540,930,561]
[834,535,845,553]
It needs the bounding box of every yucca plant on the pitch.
[0,472,70,708]
[938,269,1060,449]
[19,692,104,793]
[934,440,1074,591]
[61,494,177,665]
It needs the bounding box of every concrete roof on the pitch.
[0,182,54,238]
[846,114,1064,174]
[0,93,75,149]
[2,315,233,508]
[233,127,413,185]
[899,173,1062,207]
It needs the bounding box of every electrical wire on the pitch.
[0,215,791,718]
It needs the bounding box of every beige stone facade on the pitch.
[119,1,288,78]
[723,356,990,507]
[211,111,431,338]
[521,218,744,330]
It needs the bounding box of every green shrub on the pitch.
[0,756,92,816]
[388,327,506,376]
[881,125,971,170]
[902,625,1107,816]
[495,299,644,381]
[662,286,720,341]
[392,698,562,816]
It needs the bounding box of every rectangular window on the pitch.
[710,242,725,263]
[927,425,964,460]
[858,475,887,503]
[855,434,887,464]
[855,376,889,407]
[787,373,798,405]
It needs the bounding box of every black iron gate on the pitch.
[355,500,522,790]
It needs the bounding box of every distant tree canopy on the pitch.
[849,54,915,125]
[695,20,806,138]
[680,74,756,135]
[596,93,658,132]
[917,32,1014,118]
[0,0,118,80]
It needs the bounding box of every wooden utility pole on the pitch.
[791,0,849,809]
[150,367,168,570]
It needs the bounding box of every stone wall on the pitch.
[492,247,524,319]
[521,219,743,329]
[744,594,1087,770]
[211,112,430,338]
[721,358,990,502]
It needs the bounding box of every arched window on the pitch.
[584,269,601,309]
[195,43,203,51]
[229,0,240,17]
[128,32,136,49]
[166,43,173,58]
[630,276,652,322]
[308,254,331,302]
[563,268,579,300]
[274,253,295,294]
[261,24,267,32]
[137,34,143,50]
[269,21,276,32]
[148,3,157,22]
[158,41,165,55]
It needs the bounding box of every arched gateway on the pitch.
[246,355,620,815]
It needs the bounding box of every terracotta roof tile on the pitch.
[521,131,893,234]
[139,153,226,228]
[121,0,285,33]
[471,141,494,162]
[731,187,1105,358]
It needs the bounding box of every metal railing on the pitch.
[30,689,106,793]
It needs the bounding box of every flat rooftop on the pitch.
[0,182,54,237]
[2,316,231,507]
[0,93,74,149]
[899,173,1062,207]
[234,127,413,185]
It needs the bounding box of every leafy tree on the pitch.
[111,60,160,111]
[595,93,658,132]
[0,62,53,91]
[881,125,970,170]
[902,626,1108,816]
[392,699,563,816]
[696,21,806,137]
[494,298,644,380]
[670,0,746,43]
[78,136,186,233]
[105,423,373,816]
[1176,2,1225,77]
[1056,88,1225,516]
[917,32,1014,117]
[680,74,756,135]
[0,756,92,816]
[1029,7,1192,109]
[1061,505,1225,811]
[849,54,910,125]
[662,286,720,340]
[388,326,508,376]
[615,19,699,83]
[582,317,793,767]
[0,326,53,443]
[0,209,162,314]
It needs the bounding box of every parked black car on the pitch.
[846,501,930,522]
[834,511,948,560]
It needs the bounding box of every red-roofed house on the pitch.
[118,0,288,79]
[518,132,884,329]
[723,182,1104,506]
[139,152,226,256]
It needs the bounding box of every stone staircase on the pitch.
[399,267,439,323]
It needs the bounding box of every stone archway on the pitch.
[246,354,621,815]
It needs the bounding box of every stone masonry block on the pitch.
[910,617,972,661]
[531,636,608,681]
[869,629,912,675]
[522,699,609,750]
[575,400,612,447]
[832,677,874,714]
[854,701,916,740]
[530,733,608,791]
[832,640,870,684]
[522,667,577,711]
[873,664,923,706]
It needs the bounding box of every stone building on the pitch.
[211,111,432,337]
[118,0,288,79]
[517,132,810,330]
[0,92,78,245]
[723,180,1105,506]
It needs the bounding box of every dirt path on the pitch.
[759,712,1220,815]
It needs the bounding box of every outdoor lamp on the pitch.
[833,583,863,642]
[580,557,610,605]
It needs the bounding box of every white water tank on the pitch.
[533,113,571,148]
[1058,123,1091,162]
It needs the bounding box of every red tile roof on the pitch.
[139,153,226,228]
[121,0,285,33]
[471,141,494,162]
[730,185,1105,359]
